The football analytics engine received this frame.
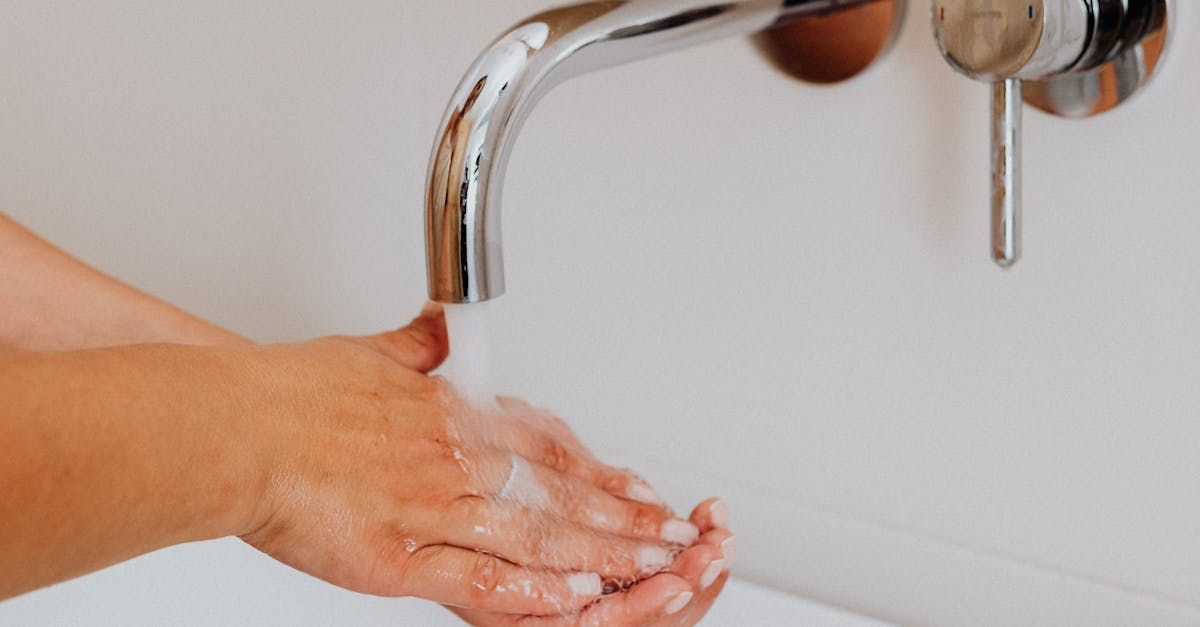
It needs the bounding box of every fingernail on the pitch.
[709,499,728,528]
[720,536,736,564]
[627,482,664,506]
[568,572,602,596]
[700,559,725,590]
[637,545,671,572]
[661,519,699,545]
[664,591,693,615]
[420,301,443,317]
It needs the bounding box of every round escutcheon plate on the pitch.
[753,1,907,84]
[1023,0,1172,118]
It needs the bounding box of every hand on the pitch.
[450,498,734,626]
[240,305,705,617]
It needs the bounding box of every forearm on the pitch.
[0,344,275,599]
[0,212,247,350]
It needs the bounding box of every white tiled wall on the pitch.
[0,2,1197,624]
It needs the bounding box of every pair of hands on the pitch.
[0,213,730,623]
[239,306,732,625]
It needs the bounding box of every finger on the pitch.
[494,414,666,506]
[400,544,601,616]
[667,542,723,591]
[448,545,733,627]
[524,456,697,546]
[560,573,696,627]
[465,450,698,547]
[453,573,695,627]
[688,498,728,533]
[432,497,679,580]
[642,541,728,626]
[699,527,735,566]
[361,302,449,372]
[661,571,729,627]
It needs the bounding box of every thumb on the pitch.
[363,302,449,373]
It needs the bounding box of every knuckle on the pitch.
[538,437,572,473]
[600,470,628,494]
[452,492,487,513]
[403,324,443,354]
[366,531,418,594]
[628,504,661,537]
[522,523,550,562]
[468,552,504,598]
[556,484,586,520]
[396,543,442,594]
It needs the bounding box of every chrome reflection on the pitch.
[425,0,902,304]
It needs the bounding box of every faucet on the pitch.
[424,0,903,304]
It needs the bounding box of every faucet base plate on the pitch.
[753,1,906,84]
[1023,0,1171,118]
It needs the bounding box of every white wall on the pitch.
[1,1,1197,625]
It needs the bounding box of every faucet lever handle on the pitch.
[934,0,1173,269]
[991,78,1021,268]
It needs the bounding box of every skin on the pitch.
[0,212,734,624]
[453,499,733,626]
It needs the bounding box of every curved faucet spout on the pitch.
[425,0,883,303]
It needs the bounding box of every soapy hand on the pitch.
[239,306,718,619]
[0,210,732,620]
[451,498,734,626]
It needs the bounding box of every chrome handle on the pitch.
[991,78,1021,268]
[933,0,1173,268]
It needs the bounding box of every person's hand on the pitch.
[450,498,734,626]
[238,305,706,617]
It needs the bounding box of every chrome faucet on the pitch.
[424,0,904,304]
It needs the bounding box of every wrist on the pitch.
[218,342,320,540]
[182,344,292,541]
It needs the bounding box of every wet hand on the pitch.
[451,498,734,626]
[238,306,700,617]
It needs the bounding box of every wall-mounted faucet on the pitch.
[423,0,1172,304]
[424,0,905,304]
[933,0,1172,267]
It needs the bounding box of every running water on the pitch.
[438,299,681,609]
[442,301,498,409]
